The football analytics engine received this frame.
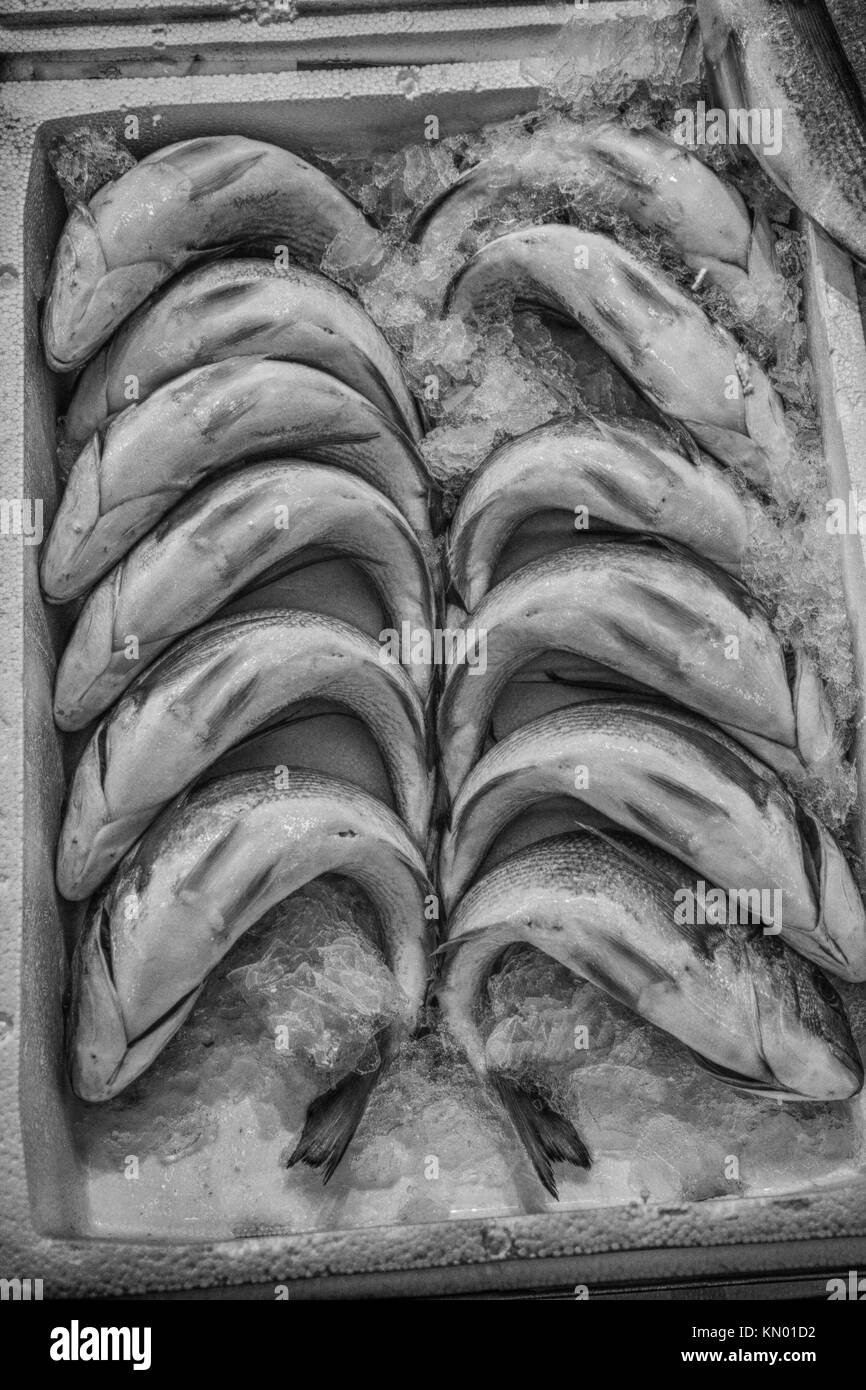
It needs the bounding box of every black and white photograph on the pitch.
[2,0,866,1339]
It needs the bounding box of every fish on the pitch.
[437,540,840,796]
[435,831,864,1198]
[67,768,432,1181]
[42,134,384,371]
[63,258,423,452]
[447,415,773,610]
[447,225,800,502]
[698,0,866,265]
[413,117,786,336]
[57,609,435,901]
[53,460,437,730]
[41,357,437,603]
[438,699,866,982]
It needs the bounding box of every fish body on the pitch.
[43,135,383,371]
[68,769,432,1177]
[53,461,437,729]
[437,831,864,1196]
[414,118,784,334]
[447,225,798,500]
[447,415,769,610]
[437,541,838,795]
[58,609,434,900]
[826,0,866,101]
[63,258,423,451]
[204,710,396,808]
[219,556,385,636]
[42,357,436,603]
[438,699,866,981]
[698,0,866,265]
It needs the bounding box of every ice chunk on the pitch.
[629,1116,736,1203]
[347,1135,410,1191]
[520,7,701,123]
[49,125,136,207]
[576,1062,671,1155]
[229,879,404,1076]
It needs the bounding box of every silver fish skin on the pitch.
[205,710,397,809]
[698,0,866,265]
[41,357,436,603]
[826,0,866,102]
[438,699,866,982]
[414,118,785,336]
[447,225,798,501]
[437,540,839,796]
[68,770,431,1173]
[53,461,437,730]
[57,609,435,901]
[43,135,384,371]
[436,831,863,1195]
[447,415,772,610]
[219,556,386,638]
[63,258,423,452]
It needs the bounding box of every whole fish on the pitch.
[437,541,839,796]
[436,831,864,1197]
[57,609,435,901]
[447,226,799,501]
[41,357,436,603]
[414,118,785,335]
[43,135,384,371]
[68,769,431,1180]
[438,699,866,982]
[63,258,423,452]
[53,461,437,730]
[447,415,772,610]
[698,0,866,265]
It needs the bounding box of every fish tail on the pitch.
[491,1073,591,1200]
[286,1056,385,1183]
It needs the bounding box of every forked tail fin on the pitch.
[286,1058,385,1184]
[491,1073,591,1200]
[286,1061,383,1184]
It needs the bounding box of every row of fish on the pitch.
[43,137,443,1182]
[42,115,866,1199]
[412,76,866,1194]
[432,424,866,1189]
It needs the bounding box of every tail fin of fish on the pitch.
[491,1073,591,1200]
[286,1059,384,1184]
